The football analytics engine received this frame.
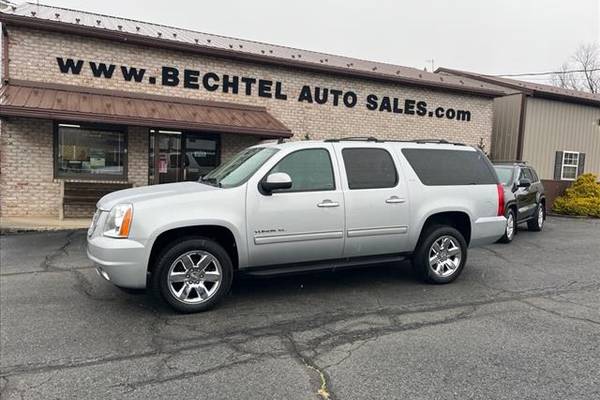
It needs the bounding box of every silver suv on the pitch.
[87,138,506,312]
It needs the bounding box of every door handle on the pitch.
[386,196,406,204]
[317,200,340,208]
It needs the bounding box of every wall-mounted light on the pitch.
[58,123,81,128]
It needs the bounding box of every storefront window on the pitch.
[56,123,126,179]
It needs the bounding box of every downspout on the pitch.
[515,93,528,161]
[2,24,8,84]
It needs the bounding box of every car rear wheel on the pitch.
[498,208,516,243]
[527,203,544,232]
[152,237,233,313]
[413,226,467,284]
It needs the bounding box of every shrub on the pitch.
[553,173,600,218]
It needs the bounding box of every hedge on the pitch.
[553,173,600,218]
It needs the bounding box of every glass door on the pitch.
[149,130,220,185]
[149,130,182,185]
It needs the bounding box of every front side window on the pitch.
[561,151,579,180]
[342,148,398,189]
[56,123,126,179]
[268,148,335,192]
[519,168,534,182]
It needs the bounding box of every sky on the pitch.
[25,0,600,83]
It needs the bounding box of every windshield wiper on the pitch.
[200,177,222,187]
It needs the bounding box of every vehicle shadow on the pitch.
[138,260,419,315]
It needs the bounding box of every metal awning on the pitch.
[0,80,292,138]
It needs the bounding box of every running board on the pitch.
[241,254,408,277]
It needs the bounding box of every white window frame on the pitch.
[560,151,579,181]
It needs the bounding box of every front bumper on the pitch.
[470,216,506,247]
[87,235,148,289]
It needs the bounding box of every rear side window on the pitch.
[342,148,398,189]
[401,148,497,186]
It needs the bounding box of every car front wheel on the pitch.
[152,237,233,313]
[413,226,467,284]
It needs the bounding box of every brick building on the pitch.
[0,3,514,219]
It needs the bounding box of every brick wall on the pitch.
[1,27,495,218]
[7,27,494,146]
[128,126,149,187]
[0,118,60,217]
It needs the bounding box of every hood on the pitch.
[97,182,217,211]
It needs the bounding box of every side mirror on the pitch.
[518,178,532,188]
[260,172,292,194]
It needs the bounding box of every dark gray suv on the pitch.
[493,162,546,243]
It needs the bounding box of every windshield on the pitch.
[201,147,279,188]
[494,166,514,186]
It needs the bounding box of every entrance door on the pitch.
[149,130,219,185]
[149,130,182,184]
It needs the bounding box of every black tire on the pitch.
[413,225,467,284]
[498,208,516,244]
[527,203,545,232]
[151,237,233,313]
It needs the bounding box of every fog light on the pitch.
[96,267,110,281]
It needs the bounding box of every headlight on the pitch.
[103,204,133,238]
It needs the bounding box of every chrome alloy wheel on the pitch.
[506,212,515,240]
[167,250,222,304]
[428,235,462,278]
[538,206,544,228]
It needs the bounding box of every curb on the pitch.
[0,227,87,235]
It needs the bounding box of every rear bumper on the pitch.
[87,236,148,289]
[470,216,506,247]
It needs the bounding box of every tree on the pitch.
[552,43,600,93]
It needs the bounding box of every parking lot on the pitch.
[1,216,599,399]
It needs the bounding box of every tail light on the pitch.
[497,184,505,216]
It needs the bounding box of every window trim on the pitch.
[342,147,399,190]
[261,148,336,194]
[54,121,128,181]
[560,151,579,181]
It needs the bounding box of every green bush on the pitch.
[553,173,600,218]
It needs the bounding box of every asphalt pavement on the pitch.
[1,217,599,399]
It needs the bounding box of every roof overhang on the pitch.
[0,12,506,99]
[0,80,292,138]
[437,67,600,107]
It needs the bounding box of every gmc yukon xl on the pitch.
[87,138,506,312]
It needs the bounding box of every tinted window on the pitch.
[342,148,398,189]
[494,166,514,186]
[401,148,497,186]
[270,149,335,192]
[528,168,539,182]
[520,168,534,181]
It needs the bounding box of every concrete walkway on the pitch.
[0,216,90,233]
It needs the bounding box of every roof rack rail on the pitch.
[324,136,380,142]
[396,138,466,146]
[322,137,466,146]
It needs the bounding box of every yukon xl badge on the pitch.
[254,228,285,235]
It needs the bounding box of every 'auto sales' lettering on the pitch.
[55,57,472,122]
